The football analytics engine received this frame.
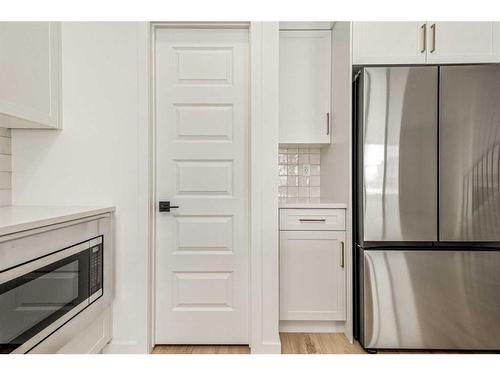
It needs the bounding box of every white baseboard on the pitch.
[279,320,345,333]
[103,340,148,354]
[250,341,282,354]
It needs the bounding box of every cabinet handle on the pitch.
[340,241,345,268]
[326,112,330,135]
[299,218,326,223]
[430,23,436,53]
[420,23,427,53]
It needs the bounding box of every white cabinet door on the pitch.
[280,230,345,321]
[426,22,500,63]
[279,30,331,144]
[0,22,61,129]
[352,22,426,65]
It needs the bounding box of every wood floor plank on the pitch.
[279,333,366,354]
[153,345,250,354]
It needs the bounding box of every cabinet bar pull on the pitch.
[421,23,427,53]
[430,23,436,53]
[299,218,326,222]
[326,112,330,135]
[340,241,345,268]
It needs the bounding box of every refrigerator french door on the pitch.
[354,65,500,351]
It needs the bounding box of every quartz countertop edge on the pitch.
[0,206,116,237]
[278,198,347,209]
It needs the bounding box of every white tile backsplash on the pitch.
[278,146,321,198]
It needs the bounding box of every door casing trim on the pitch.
[147,21,281,353]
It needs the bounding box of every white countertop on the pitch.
[279,198,347,209]
[0,206,115,237]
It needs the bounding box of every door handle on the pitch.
[340,241,345,268]
[420,23,427,53]
[299,218,326,223]
[430,23,436,53]
[326,112,330,135]
[159,201,180,212]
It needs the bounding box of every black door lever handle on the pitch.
[159,201,180,212]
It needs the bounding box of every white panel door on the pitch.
[280,230,346,321]
[279,30,331,144]
[155,28,249,344]
[425,22,500,63]
[352,22,427,65]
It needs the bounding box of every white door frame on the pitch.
[146,22,281,354]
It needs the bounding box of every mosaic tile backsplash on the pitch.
[278,146,321,198]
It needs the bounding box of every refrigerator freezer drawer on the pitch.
[363,249,500,350]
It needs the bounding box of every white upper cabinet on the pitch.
[0,22,61,129]
[352,22,426,65]
[426,22,500,63]
[353,22,500,65]
[279,30,331,145]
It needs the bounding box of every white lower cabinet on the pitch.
[279,209,346,326]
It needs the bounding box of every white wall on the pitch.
[12,22,150,353]
[0,128,11,205]
[320,21,353,341]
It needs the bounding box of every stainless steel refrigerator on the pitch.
[353,65,500,351]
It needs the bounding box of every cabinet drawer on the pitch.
[280,208,345,231]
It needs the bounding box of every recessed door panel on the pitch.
[174,47,233,84]
[175,160,233,196]
[172,272,233,311]
[175,216,233,254]
[175,104,233,141]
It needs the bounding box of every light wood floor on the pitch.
[153,333,365,354]
[280,333,365,354]
[152,344,250,354]
[153,333,497,354]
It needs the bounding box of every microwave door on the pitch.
[361,66,438,243]
[0,242,91,354]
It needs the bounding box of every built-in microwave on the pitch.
[0,236,103,354]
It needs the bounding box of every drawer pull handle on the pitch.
[299,218,326,222]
